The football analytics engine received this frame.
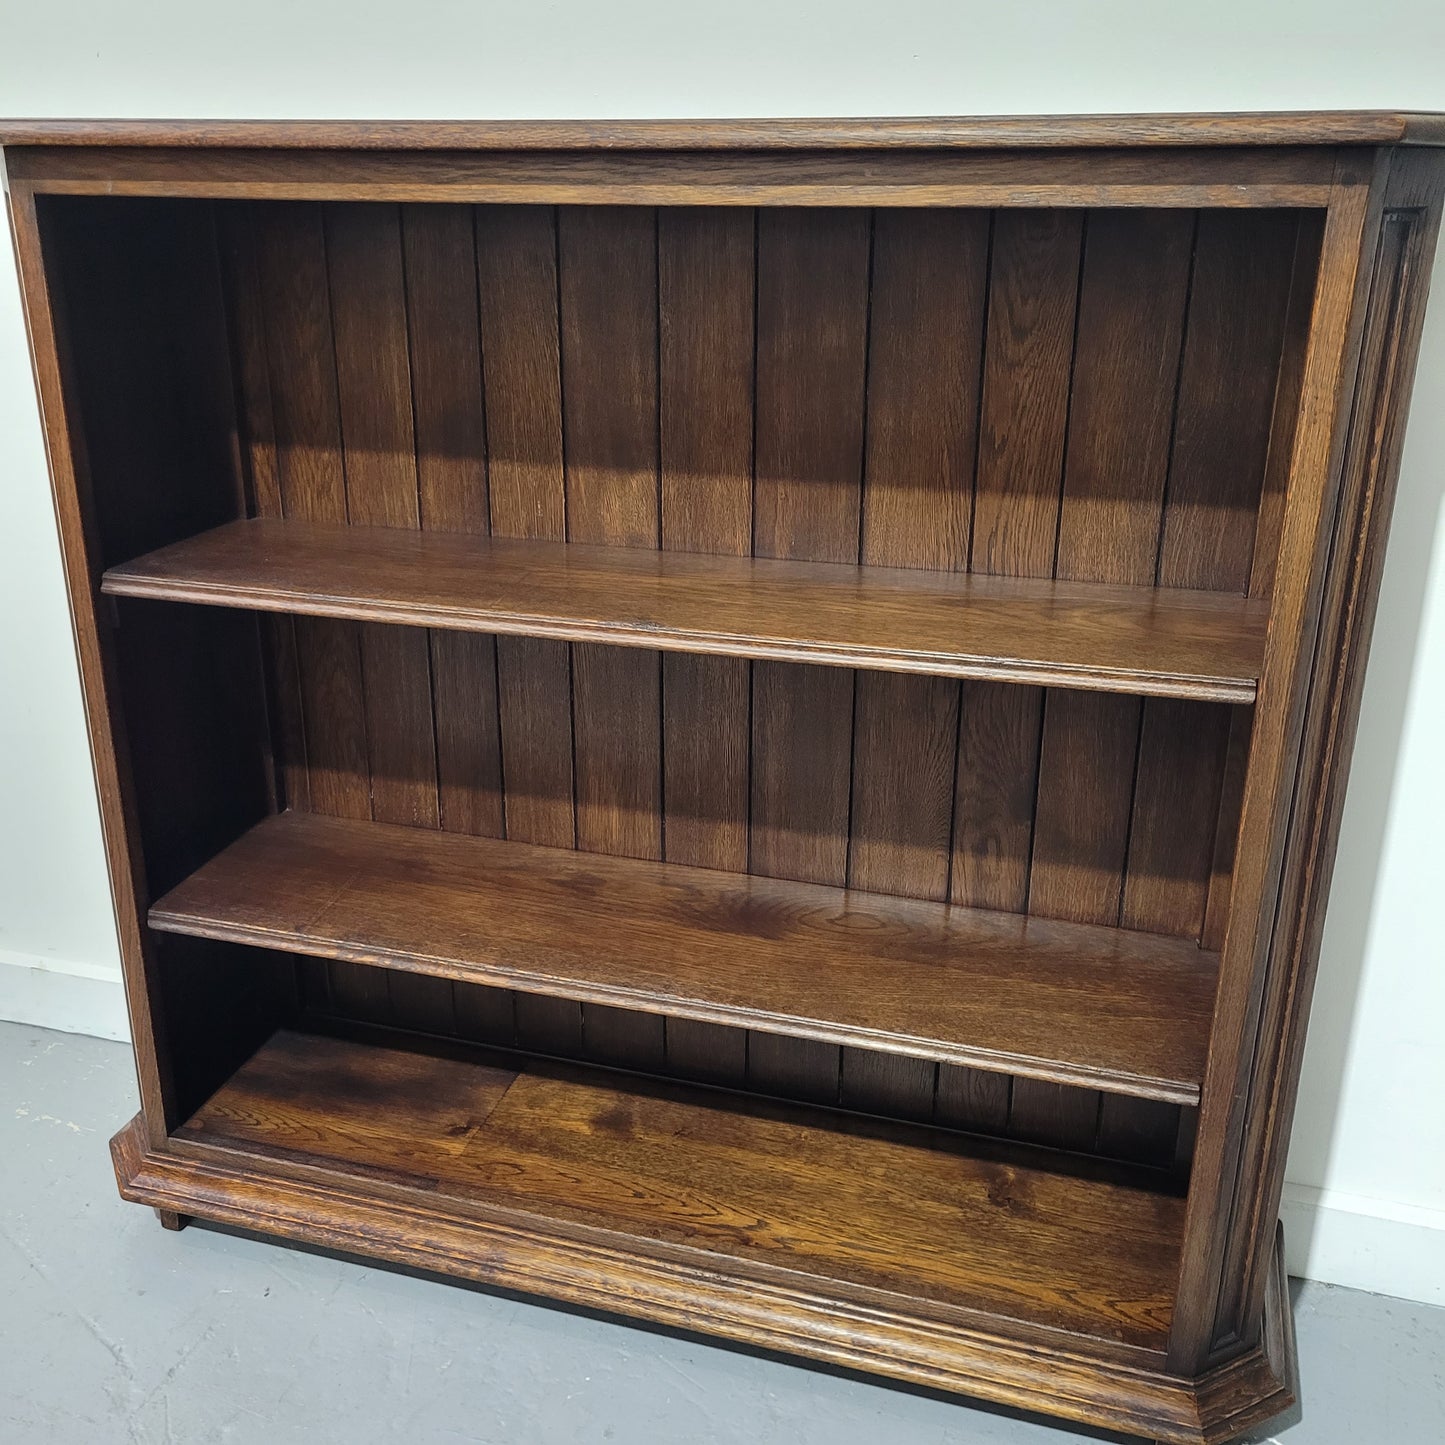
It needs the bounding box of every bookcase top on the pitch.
[2,111,1444,151]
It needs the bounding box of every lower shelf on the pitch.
[112,1026,1296,1444]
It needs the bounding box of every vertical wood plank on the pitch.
[1010,1084,1100,1152]
[845,207,990,1118]
[935,1065,1011,1135]
[748,660,855,888]
[477,203,579,1055]
[1030,689,1142,925]
[848,201,985,1109]
[747,209,870,1104]
[1126,210,1301,977]
[326,201,449,1035]
[477,206,568,541]
[216,206,320,1008]
[958,208,1078,919]
[843,670,957,1118]
[252,203,369,824]
[656,207,755,1083]
[1021,211,1193,1152]
[1204,216,1324,950]
[558,206,664,1066]
[326,202,439,833]
[216,205,310,815]
[1122,700,1233,939]
[1052,210,1196,584]
[495,640,574,851]
[658,208,755,557]
[1097,1095,1185,1170]
[1157,211,1301,592]
[658,206,753,858]
[399,202,501,1041]
[664,1018,748,1087]
[661,652,749,873]
[1203,705,1256,952]
[402,205,491,537]
[1117,214,1303,1163]
[403,204,504,840]
[860,207,988,569]
[558,205,663,862]
[951,681,1045,912]
[1020,689,1138,1151]
[848,673,959,903]
[1251,213,1328,602]
[753,209,871,564]
[747,659,853,1103]
[453,982,517,1048]
[971,210,1084,577]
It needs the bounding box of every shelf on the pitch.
[171,1027,1183,1348]
[102,518,1269,701]
[149,811,1217,1104]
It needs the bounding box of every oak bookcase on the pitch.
[5,113,1443,1443]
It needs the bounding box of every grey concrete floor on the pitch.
[3,1020,1442,1445]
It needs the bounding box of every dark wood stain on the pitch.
[13,118,1439,1444]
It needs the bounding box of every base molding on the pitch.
[112,1115,1298,1443]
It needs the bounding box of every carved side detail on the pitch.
[1209,169,1445,1354]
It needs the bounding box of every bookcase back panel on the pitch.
[210,197,1302,1160]
[41,193,1309,1162]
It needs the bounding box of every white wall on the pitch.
[2,0,1443,1304]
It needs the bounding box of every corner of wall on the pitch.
[1281,1181,1445,1308]
[0,952,130,1043]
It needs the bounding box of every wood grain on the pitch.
[1157,211,1300,591]
[8,144,1339,212]
[151,810,1217,1101]
[115,1103,1299,1445]
[971,210,1083,577]
[8,111,1441,149]
[861,208,988,568]
[754,209,870,563]
[22,117,1443,1444]
[103,519,1270,702]
[655,212,753,1080]
[557,206,664,1064]
[558,205,663,865]
[1167,162,1383,1373]
[325,202,438,832]
[250,204,369,823]
[177,1028,1183,1348]
[1023,209,1193,1151]
[473,203,578,1051]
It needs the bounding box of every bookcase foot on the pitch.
[155,1207,189,1231]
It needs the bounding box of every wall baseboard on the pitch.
[1281,1181,1445,1308]
[0,952,130,1042]
[4,956,1442,1309]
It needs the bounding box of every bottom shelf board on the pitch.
[166,1027,1180,1349]
[112,1026,1300,1444]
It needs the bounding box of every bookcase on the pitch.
[5,112,1443,1444]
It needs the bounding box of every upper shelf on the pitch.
[102,519,1268,701]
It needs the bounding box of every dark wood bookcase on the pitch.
[5,112,1443,1443]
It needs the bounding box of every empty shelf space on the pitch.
[101,518,1269,701]
[149,811,1217,1103]
[177,1027,1183,1347]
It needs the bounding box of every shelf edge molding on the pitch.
[102,518,1269,702]
[148,811,1218,1104]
